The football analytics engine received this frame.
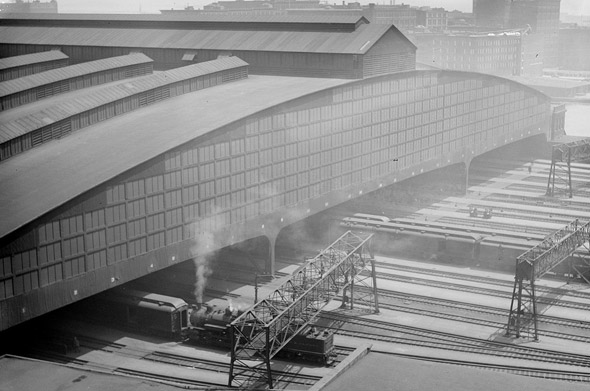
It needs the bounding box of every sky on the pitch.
[54,0,590,15]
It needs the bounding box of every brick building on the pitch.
[411,31,523,76]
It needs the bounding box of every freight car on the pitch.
[187,304,335,365]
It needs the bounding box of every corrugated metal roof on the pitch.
[0,56,248,143]
[0,24,398,55]
[0,74,349,239]
[0,50,68,71]
[0,12,366,25]
[0,52,153,99]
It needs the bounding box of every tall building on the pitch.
[0,0,58,14]
[510,0,561,67]
[557,27,590,71]
[473,0,510,29]
[472,0,560,67]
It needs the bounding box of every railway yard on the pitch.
[2,155,590,390]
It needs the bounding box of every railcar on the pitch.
[352,213,390,223]
[187,304,335,365]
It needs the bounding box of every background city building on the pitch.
[410,31,523,76]
[0,0,57,14]
[472,0,561,68]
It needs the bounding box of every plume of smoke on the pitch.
[190,224,216,303]
[227,297,248,312]
[193,255,212,303]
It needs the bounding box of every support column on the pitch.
[464,166,469,195]
[567,151,573,199]
[464,158,471,196]
[266,234,276,276]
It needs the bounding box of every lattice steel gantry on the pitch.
[228,231,376,388]
[505,220,590,340]
[546,139,590,198]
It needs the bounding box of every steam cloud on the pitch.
[190,225,216,303]
[193,255,212,303]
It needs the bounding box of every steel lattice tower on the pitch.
[228,230,377,388]
[506,220,590,340]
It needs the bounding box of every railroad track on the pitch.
[374,297,590,344]
[320,311,590,369]
[433,216,554,237]
[507,183,590,199]
[437,198,588,221]
[144,351,323,388]
[26,334,334,389]
[375,260,590,303]
[429,205,574,226]
[376,351,590,383]
[377,271,590,311]
[113,368,219,388]
[481,195,590,213]
[332,346,356,364]
[376,289,590,332]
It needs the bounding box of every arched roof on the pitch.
[0,75,348,240]
[0,70,551,241]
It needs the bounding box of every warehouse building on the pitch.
[0,13,417,78]
[0,50,68,82]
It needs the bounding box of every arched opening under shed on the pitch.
[116,235,271,308]
[467,133,550,189]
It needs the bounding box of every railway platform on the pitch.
[0,354,183,391]
[333,334,590,375]
[319,349,590,391]
[322,298,590,363]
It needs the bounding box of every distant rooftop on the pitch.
[0,23,398,55]
[0,52,152,99]
[0,12,369,31]
[505,75,590,89]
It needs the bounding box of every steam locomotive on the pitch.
[86,289,335,365]
[187,303,335,365]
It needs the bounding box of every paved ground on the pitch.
[0,355,182,391]
[321,352,590,391]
